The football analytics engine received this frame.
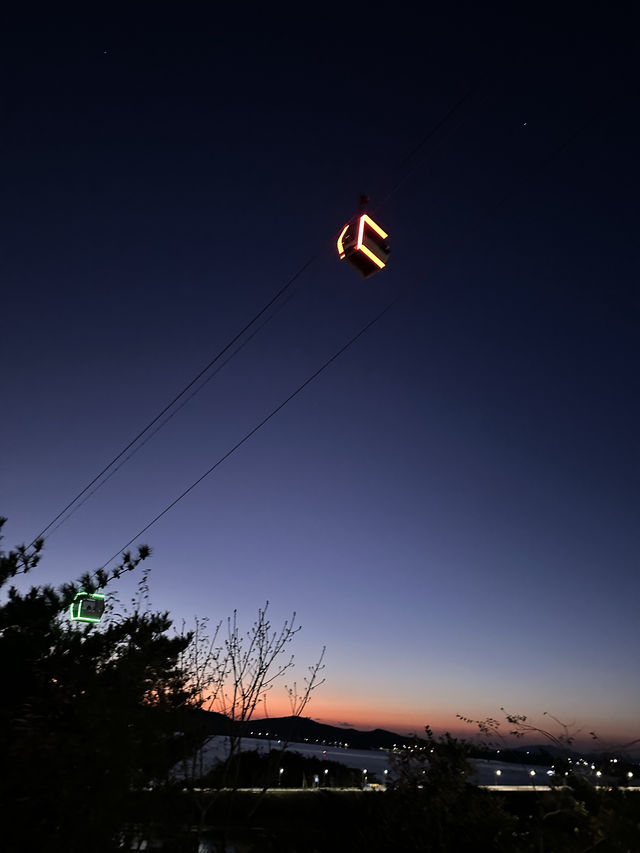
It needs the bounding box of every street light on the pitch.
[278,767,283,787]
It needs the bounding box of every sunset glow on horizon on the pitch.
[2,17,636,758]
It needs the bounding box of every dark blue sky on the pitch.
[1,9,637,738]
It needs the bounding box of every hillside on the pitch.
[178,710,408,750]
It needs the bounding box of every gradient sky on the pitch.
[1,10,637,744]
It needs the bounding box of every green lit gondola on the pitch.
[70,590,105,623]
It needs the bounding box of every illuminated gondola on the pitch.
[337,211,390,278]
[69,590,106,623]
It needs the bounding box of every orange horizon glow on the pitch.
[255,694,468,737]
[250,695,640,747]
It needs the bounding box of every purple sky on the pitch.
[1,10,638,742]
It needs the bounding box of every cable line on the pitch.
[97,95,619,570]
[28,254,318,548]
[375,87,477,209]
[43,290,298,541]
[98,297,400,569]
[28,88,480,550]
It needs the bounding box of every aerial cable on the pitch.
[396,88,476,171]
[96,97,618,572]
[28,255,318,549]
[374,87,477,209]
[42,299,293,541]
[97,297,400,570]
[27,89,481,551]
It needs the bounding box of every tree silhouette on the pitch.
[0,517,194,852]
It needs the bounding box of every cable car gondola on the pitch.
[70,590,106,623]
[337,211,389,278]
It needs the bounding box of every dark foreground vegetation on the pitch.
[123,784,640,852]
[127,741,640,852]
[2,518,638,852]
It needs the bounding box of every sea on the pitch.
[180,735,567,789]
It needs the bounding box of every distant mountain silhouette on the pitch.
[248,716,410,750]
[178,710,409,750]
[176,711,639,763]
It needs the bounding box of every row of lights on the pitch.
[248,732,351,749]
[494,770,539,778]
[277,767,330,785]
[276,767,392,787]
[494,768,634,780]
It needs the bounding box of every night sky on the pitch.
[1,10,638,742]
